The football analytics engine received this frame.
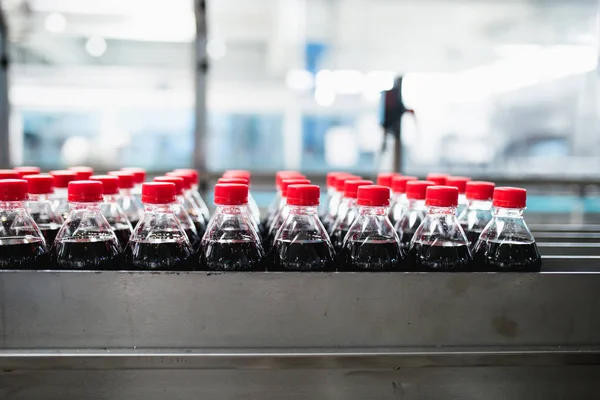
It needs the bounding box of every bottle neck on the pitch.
[216,204,247,215]
[494,207,524,218]
[358,205,388,216]
[467,199,492,210]
[54,187,68,198]
[288,205,318,215]
[28,193,52,202]
[407,198,426,210]
[120,188,133,197]
[70,202,102,212]
[0,200,26,211]
[103,194,120,203]
[427,205,456,215]
[144,203,173,214]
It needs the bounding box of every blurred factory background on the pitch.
[0,0,599,180]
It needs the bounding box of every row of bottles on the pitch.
[0,167,541,272]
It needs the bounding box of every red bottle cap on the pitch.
[223,170,251,180]
[14,166,41,177]
[68,166,94,180]
[0,179,28,201]
[466,181,495,201]
[426,173,448,186]
[493,187,526,208]
[287,184,320,206]
[214,183,248,205]
[275,171,304,188]
[326,172,350,188]
[142,182,176,204]
[121,168,146,184]
[173,169,199,184]
[445,176,471,194]
[166,172,193,190]
[335,175,361,192]
[90,175,119,195]
[49,170,78,188]
[344,179,373,199]
[391,176,417,194]
[357,185,389,206]
[108,171,134,189]
[154,176,184,195]
[376,173,397,188]
[406,180,435,200]
[218,177,249,185]
[68,181,103,203]
[0,170,20,179]
[281,178,311,197]
[24,174,54,195]
[425,186,459,207]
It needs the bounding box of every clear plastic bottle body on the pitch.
[265,190,282,228]
[458,199,493,248]
[390,193,408,223]
[456,193,469,216]
[408,205,472,271]
[473,207,541,272]
[190,184,211,222]
[247,192,261,223]
[200,205,265,271]
[269,205,335,271]
[338,205,403,271]
[26,193,63,249]
[318,186,334,219]
[125,203,195,271]
[266,202,289,249]
[118,188,144,227]
[0,200,48,269]
[394,199,427,254]
[53,202,121,270]
[324,190,343,229]
[182,189,207,239]
[51,187,70,220]
[174,195,200,248]
[100,194,133,248]
[329,197,358,251]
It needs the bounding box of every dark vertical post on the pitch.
[194,0,208,186]
[0,7,9,168]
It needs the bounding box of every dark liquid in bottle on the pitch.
[200,241,263,271]
[38,225,61,249]
[473,241,542,272]
[399,229,416,254]
[53,239,121,270]
[465,230,482,249]
[193,220,206,240]
[338,238,403,271]
[408,243,472,272]
[330,228,349,252]
[113,227,133,248]
[184,228,201,249]
[0,238,48,269]
[269,240,335,271]
[129,219,140,229]
[125,240,195,271]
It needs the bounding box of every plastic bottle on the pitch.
[89,175,133,248]
[266,178,311,249]
[338,185,403,271]
[376,172,396,188]
[323,174,360,231]
[49,170,78,219]
[265,171,305,230]
[389,175,418,223]
[121,167,146,200]
[172,168,211,223]
[0,179,48,269]
[23,174,63,248]
[458,181,495,248]
[52,181,121,270]
[217,177,261,236]
[68,166,94,180]
[426,173,448,186]
[394,180,435,254]
[154,176,201,248]
[222,170,261,223]
[168,171,208,238]
[269,184,335,271]
[446,176,471,216]
[14,166,41,177]
[408,186,472,271]
[0,170,20,179]
[473,187,542,272]
[200,183,264,271]
[125,182,195,271]
[329,179,373,251]
[108,171,144,228]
